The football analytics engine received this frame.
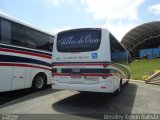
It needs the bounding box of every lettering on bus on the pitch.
[57,29,101,52]
[57,34,100,46]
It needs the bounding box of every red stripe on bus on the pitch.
[0,63,51,71]
[0,48,52,59]
[82,74,113,77]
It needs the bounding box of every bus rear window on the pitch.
[57,29,101,52]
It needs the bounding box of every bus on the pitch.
[52,28,130,94]
[0,13,54,92]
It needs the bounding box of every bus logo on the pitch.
[92,52,98,59]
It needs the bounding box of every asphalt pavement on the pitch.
[0,81,160,120]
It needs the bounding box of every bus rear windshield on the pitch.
[57,29,101,52]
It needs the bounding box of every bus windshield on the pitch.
[57,29,101,52]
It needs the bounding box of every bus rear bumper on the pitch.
[51,80,113,93]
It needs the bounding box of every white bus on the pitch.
[52,28,130,94]
[0,13,54,92]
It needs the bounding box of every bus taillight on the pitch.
[103,64,108,68]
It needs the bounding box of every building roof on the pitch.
[121,21,160,55]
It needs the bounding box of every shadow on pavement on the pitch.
[52,83,138,120]
[0,85,56,108]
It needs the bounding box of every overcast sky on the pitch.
[0,0,160,41]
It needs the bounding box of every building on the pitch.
[121,21,160,59]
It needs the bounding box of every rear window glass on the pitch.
[57,29,101,52]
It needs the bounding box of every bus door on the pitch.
[12,67,26,90]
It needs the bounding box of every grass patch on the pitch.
[130,59,160,80]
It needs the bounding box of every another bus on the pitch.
[0,13,54,92]
[52,28,130,94]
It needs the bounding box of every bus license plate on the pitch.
[71,74,81,79]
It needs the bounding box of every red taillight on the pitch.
[103,64,108,68]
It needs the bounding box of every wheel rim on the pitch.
[35,76,44,89]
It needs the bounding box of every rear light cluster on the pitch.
[102,64,110,79]
[103,64,108,68]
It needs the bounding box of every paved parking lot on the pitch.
[0,81,160,120]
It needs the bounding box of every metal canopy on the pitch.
[121,21,160,58]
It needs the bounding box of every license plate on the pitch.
[71,74,81,79]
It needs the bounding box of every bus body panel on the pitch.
[12,67,26,90]
[24,67,31,89]
[52,63,129,93]
[52,28,130,93]
[52,78,113,93]
[0,43,52,92]
[44,69,52,85]
[0,66,13,91]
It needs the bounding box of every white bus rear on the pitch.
[52,28,130,93]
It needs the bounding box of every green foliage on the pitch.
[131,59,160,80]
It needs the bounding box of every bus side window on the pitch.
[25,28,49,51]
[11,22,25,47]
[25,28,36,49]
[36,32,49,51]
[110,34,120,62]
[1,19,11,44]
[110,34,128,64]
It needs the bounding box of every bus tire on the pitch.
[32,73,47,91]
[114,79,122,95]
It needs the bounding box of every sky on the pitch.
[0,0,160,41]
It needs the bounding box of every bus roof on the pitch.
[0,12,54,36]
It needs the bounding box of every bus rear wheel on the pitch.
[32,73,47,91]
